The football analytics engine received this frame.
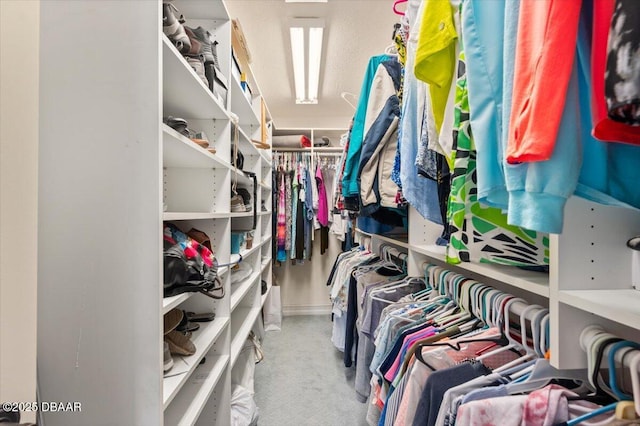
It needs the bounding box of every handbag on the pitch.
[163,223,224,299]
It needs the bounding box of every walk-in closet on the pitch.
[2,0,640,425]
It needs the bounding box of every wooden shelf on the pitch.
[163,316,229,408]
[559,289,640,330]
[163,36,228,121]
[163,355,229,425]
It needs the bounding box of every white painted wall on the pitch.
[274,233,341,315]
[0,1,40,422]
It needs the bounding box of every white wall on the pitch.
[0,1,40,422]
[274,232,341,315]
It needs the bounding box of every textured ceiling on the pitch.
[225,0,400,130]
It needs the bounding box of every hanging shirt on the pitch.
[276,171,287,262]
[399,0,444,225]
[343,54,391,198]
[414,0,458,136]
[505,0,583,163]
[591,0,640,144]
[605,0,640,126]
[316,165,329,227]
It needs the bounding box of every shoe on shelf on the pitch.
[163,342,174,372]
[185,311,216,322]
[231,193,247,212]
[185,55,208,87]
[165,330,196,356]
[162,2,191,54]
[185,128,209,148]
[164,308,184,335]
[164,116,189,137]
[184,26,203,57]
[176,309,200,333]
[185,26,216,65]
[236,187,252,212]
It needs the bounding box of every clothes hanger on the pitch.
[630,350,640,416]
[392,1,406,16]
[607,341,640,400]
[475,297,527,365]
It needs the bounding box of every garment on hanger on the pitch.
[398,0,444,225]
[446,47,548,266]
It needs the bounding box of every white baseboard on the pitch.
[283,304,332,316]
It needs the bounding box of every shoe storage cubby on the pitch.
[37,1,272,425]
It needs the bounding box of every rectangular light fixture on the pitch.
[285,0,328,3]
[289,19,324,104]
[307,27,323,102]
[290,27,306,102]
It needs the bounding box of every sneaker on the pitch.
[231,193,247,212]
[163,342,174,372]
[162,3,190,54]
[236,187,252,211]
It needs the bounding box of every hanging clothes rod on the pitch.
[272,147,344,152]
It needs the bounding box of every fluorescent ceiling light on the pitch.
[307,27,323,102]
[289,27,305,102]
[285,0,328,3]
[289,19,324,104]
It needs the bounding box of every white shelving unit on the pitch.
[357,195,640,371]
[37,2,272,425]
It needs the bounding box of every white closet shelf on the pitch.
[260,258,271,273]
[173,0,230,20]
[258,181,272,190]
[163,293,193,315]
[230,270,261,312]
[260,235,272,246]
[163,316,229,409]
[257,211,271,216]
[260,284,272,307]
[355,228,409,248]
[163,212,232,221]
[231,167,254,185]
[259,149,273,165]
[163,36,228,120]
[559,289,640,330]
[163,124,231,169]
[312,146,344,152]
[230,306,262,368]
[230,75,260,128]
[229,212,254,218]
[230,240,262,264]
[410,244,550,297]
[163,354,229,426]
